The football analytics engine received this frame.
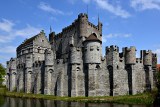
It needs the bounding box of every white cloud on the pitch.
[154,49,160,64]
[131,0,160,11]
[0,46,16,53]
[106,33,131,38]
[102,33,131,43]
[0,19,15,32]
[0,55,11,67]
[38,2,73,15]
[94,0,131,18]
[0,19,41,43]
[14,24,41,38]
[83,0,90,4]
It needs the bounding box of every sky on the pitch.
[0,0,160,67]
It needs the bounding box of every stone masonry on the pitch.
[6,13,157,97]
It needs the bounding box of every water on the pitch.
[0,96,159,107]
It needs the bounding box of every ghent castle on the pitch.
[6,13,157,97]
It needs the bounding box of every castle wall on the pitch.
[96,60,110,96]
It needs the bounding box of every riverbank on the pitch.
[0,88,158,104]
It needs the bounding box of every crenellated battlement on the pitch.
[136,58,143,64]
[88,22,99,30]
[105,45,119,54]
[78,13,88,19]
[141,50,152,66]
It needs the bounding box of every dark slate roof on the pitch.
[83,33,101,43]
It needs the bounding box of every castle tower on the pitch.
[106,45,119,96]
[124,47,136,95]
[141,50,153,91]
[69,46,85,97]
[25,54,33,93]
[44,49,54,95]
[83,34,101,97]
[152,53,157,88]
[78,13,88,38]
[6,61,10,90]
[9,58,17,92]
[49,32,56,50]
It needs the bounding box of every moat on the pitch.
[0,96,160,107]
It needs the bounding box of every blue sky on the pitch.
[0,0,160,67]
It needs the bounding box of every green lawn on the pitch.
[0,88,158,105]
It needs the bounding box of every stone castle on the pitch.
[6,13,157,97]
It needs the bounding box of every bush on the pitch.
[0,64,5,86]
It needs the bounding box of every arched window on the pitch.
[28,71,32,74]
[48,69,53,73]
[96,64,100,69]
[13,72,17,75]
[76,67,80,71]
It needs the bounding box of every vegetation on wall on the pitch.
[156,69,160,88]
[0,63,5,86]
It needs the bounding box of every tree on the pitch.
[0,63,5,86]
[156,69,160,89]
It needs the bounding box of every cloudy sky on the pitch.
[0,0,160,67]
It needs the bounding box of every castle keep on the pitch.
[6,13,157,97]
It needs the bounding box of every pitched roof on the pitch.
[84,33,101,43]
[17,35,38,50]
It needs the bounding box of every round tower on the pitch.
[70,46,82,64]
[125,46,136,65]
[45,49,54,66]
[83,33,101,64]
[142,50,152,66]
[25,55,33,68]
[10,58,17,70]
[78,13,88,37]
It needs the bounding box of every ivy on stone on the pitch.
[0,63,5,85]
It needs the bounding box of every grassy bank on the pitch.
[0,88,158,104]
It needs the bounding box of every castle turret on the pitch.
[106,45,119,66]
[141,50,152,66]
[70,47,82,64]
[9,58,17,92]
[44,49,54,95]
[69,46,85,97]
[83,34,102,96]
[25,54,33,93]
[78,13,88,37]
[141,50,153,91]
[105,45,120,96]
[49,32,56,50]
[45,49,54,66]
[83,33,101,64]
[152,53,157,68]
[125,46,136,65]
[152,53,157,88]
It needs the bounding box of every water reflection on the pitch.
[0,96,5,107]
[1,97,157,107]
